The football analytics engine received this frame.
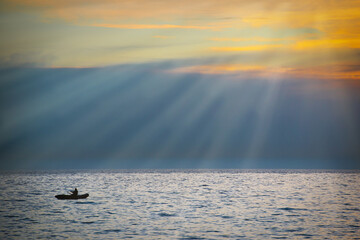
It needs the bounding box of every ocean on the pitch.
[0,169,359,239]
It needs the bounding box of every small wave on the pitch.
[294,233,313,237]
[103,229,122,233]
[67,220,78,224]
[195,205,206,208]
[1,199,26,202]
[40,213,54,216]
[278,207,307,211]
[179,236,205,239]
[158,212,176,217]
[316,224,328,228]
[344,208,360,211]
[21,217,37,223]
[94,229,122,234]
[349,225,360,228]
[3,215,19,218]
[74,201,98,205]
[285,228,304,232]
[81,221,96,224]
[286,214,301,217]
[218,235,232,238]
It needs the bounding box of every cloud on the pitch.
[0,63,359,169]
[210,31,320,43]
[169,64,265,75]
[1,0,359,72]
[293,39,360,50]
[0,52,56,68]
[211,45,284,52]
[91,23,219,30]
[168,63,360,85]
[211,37,288,42]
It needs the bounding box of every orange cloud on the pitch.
[210,33,318,42]
[211,45,284,52]
[169,64,360,83]
[170,64,265,74]
[91,23,217,30]
[293,39,360,50]
[211,37,287,42]
[288,65,360,81]
[210,38,360,53]
[1,0,359,69]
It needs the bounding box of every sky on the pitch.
[0,0,359,169]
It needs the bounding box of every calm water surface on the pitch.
[0,169,359,239]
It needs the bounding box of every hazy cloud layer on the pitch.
[0,63,359,169]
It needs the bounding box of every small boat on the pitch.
[55,193,89,200]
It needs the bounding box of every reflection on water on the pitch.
[0,169,359,239]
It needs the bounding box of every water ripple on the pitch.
[0,170,359,239]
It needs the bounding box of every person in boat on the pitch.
[70,188,78,196]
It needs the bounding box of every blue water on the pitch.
[0,169,359,239]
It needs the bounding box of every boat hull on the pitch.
[55,193,89,200]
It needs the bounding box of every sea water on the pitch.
[0,169,359,239]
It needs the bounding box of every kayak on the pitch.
[55,193,89,200]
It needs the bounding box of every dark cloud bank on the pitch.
[0,62,359,170]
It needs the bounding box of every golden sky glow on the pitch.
[0,0,359,81]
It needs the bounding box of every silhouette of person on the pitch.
[71,188,78,196]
